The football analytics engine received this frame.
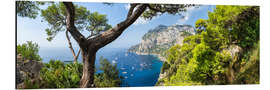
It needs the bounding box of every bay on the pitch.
[39,47,163,87]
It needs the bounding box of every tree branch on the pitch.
[64,2,148,51]
[63,2,87,47]
[65,30,80,62]
[75,48,81,61]
[86,33,99,39]
[89,4,148,49]
[147,4,165,13]
[127,4,138,17]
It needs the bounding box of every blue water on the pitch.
[39,47,163,87]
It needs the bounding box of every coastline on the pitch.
[129,51,167,62]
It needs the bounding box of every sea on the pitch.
[39,47,163,87]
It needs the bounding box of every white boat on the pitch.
[122,72,127,74]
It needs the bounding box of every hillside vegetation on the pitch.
[157,6,259,85]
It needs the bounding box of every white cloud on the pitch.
[176,6,201,24]
[178,13,190,23]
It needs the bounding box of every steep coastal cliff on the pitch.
[128,24,195,61]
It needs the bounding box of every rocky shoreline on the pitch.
[131,51,166,62]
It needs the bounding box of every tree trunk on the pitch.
[65,30,81,63]
[63,2,147,88]
[79,48,97,88]
[74,49,81,63]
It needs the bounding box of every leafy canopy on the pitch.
[16,1,45,19]
[41,3,111,41]
[87,12,112,34]
[41,3,89,41]
[142,4,196,20]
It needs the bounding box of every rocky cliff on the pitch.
[16,54,43,88]
[128,24,195,61]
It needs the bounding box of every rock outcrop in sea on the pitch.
[128,24,196,61]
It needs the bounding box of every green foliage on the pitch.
[39,60,83,88]
[161,61,170,74]
[142,4,196,20]
[23,57,122,88]
[190,43,215,84]
[16,1,44,19]
[21,60,82,88]
[87,12,112,33]
[159,6,260,86]
[94,57,121,87]
[164,58,201,86]
[195,19,207,34]
[201,28,227,50]
[231,7,260,49]
[41,3,90,41]
[41,2,112,41]
[235,41,260,84]
[17,41,42,61]
[206,6,260,50]
[23,77,41,89]
[166,45,181,64]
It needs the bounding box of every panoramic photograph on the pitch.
[16,1,260,88]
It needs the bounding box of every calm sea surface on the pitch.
[39,47,163,87]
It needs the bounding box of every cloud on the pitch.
[176,6,200,24]
[178,13,190,23]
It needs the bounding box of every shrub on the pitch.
[17,41,42,61]
[23,57,122,88]
[94,57,122,87]
[39,60,83,88]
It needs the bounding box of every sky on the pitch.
[17,2,215,49]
